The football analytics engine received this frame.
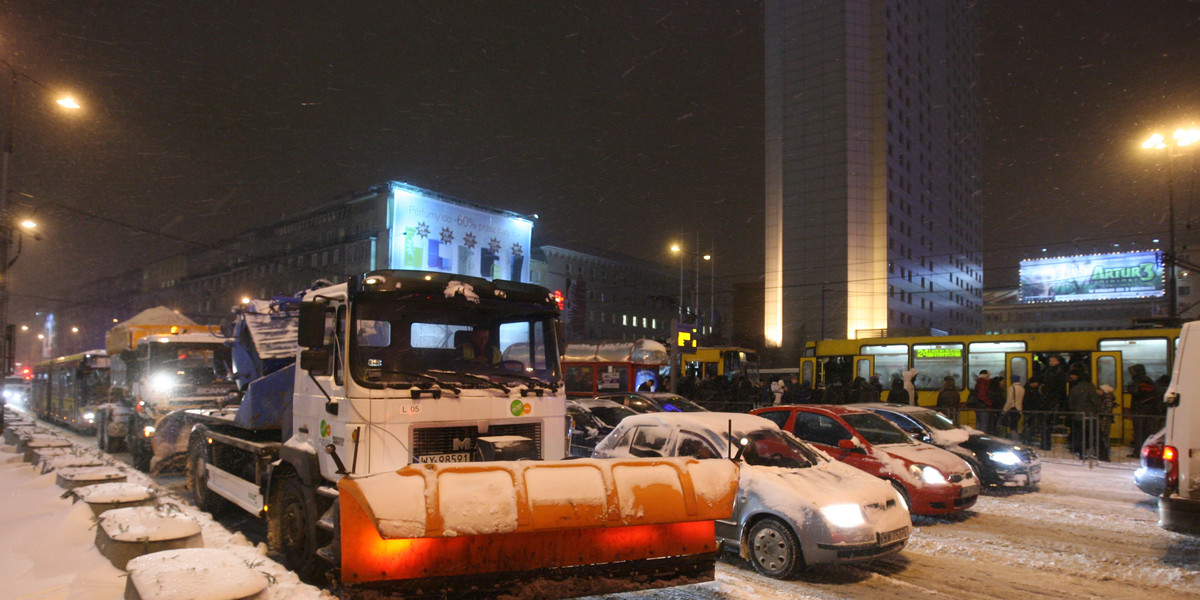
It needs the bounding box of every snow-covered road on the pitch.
[593,461,1200,600]
[6,411,1199,600]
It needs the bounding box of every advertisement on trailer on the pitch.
[1019,250,1164,303]
[387,183,533,282]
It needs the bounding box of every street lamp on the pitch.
[1143,128,1200,324]
[0,59,82,378]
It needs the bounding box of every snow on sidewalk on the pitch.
[0,439,333,600]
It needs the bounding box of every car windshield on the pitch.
[738,429,823,469]
[842,412,916,445]
[648,394,707,412]
[583,403,640,427]
[905,408,959,431]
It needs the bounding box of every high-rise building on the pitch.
[764,0,982,356]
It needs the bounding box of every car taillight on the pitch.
[1164,445,1179,489]
[1143,443,1163,460]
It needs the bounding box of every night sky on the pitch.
[1,1,1199,330]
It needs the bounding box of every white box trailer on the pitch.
[1160,320,1200,533]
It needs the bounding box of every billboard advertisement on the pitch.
[388,183,533,282]
[1019,250,1164,303]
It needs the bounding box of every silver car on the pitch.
[592,412,912,578]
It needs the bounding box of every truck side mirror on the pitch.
[300,348,330,374]
[298,302,327,349]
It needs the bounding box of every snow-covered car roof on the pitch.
[614,411,778,439]
[568,397,630,409]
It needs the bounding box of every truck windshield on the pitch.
[350,297,561,389]
[148,343,233,385]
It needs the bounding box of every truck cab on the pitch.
[1160,320,1200,533]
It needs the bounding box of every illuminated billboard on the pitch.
[1019,250,1164,303]
[388,183,533,282]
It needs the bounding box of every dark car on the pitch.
[852,403,1041,489]
[593,391,709,414]
[566,398,640,457]
[1134,428,1167,497]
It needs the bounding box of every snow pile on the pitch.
[72,481,155,504]
[126,548,269,600]
[98,505,203,542]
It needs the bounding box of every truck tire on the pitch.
[746,516,805,579]
[187,433,232,514]
[270,474,323,583]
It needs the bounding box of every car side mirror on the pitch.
[838,439,856,450]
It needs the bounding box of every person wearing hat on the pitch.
[936,375,961,424]
[967,369,994,433]
[1067,365,1102,459]
[1002,374,1025,437]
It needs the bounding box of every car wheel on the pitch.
[746,516,804,579]
[889,479,912,512]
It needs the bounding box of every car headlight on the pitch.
[149,372,177,394]
[988,450,1022,466]
[820,503,866,528]
[910,464,947,484]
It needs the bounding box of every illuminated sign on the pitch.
[676,324,698,350]
[916,347,962,359]
[1019,250,1164,303]
[388,183,533,282]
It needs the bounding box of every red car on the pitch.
[752,404,979,516]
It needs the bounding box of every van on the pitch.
[1160,321,1200,533]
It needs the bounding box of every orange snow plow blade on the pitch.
[337,457,738,590]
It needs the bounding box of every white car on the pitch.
[592,412,912,578]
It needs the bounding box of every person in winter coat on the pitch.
[887,376,909,405]
[935,376,961,424]
[967,370,994,433]
[1126,363,1160,454]
[1097,384,1116,461]
[848,377,868,403]
[901,368,919,405]
[1002,374,1025,438]
[1022,375,1052,450]
[770,376,786,406]
[1067,366,1102,459]
[1041,355,1069,412]
[823,378,847,404]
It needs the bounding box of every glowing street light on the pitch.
[1142,127,1200,324]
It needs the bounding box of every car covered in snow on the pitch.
[752,404,979,516]
[851,403,1041,489]
[1134,427,1167,497]
[591,412,912,579]
[566,397,640,457]
[593,391,709,414]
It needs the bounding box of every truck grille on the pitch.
[413,423,543,459]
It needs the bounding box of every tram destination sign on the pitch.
[1019,250,1164,303]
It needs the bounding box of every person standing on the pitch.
[888,376,909,405]
[936,376,961,425]
[1127,364,1159,454]
[1067,366,1101,459]
[967,370,994,433]
[902,368,919,406]
[770,376,785,406]
[1023,375,1052,449]
[1041,355,1069,412]
[1097,384,1116,461]
[1002,374,1025,438]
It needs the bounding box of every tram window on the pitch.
[968,341,1026,389]
[913,343,964,390]
[1099,338,1170,382]
[1096,355,1118,391]
[860,344,908,386]
[801,361,814,385]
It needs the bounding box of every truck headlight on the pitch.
[988,450,1022,466]
[910,464,947,484]
[820,503,866,528]
[142,425,156,438]
[149,372,177,394]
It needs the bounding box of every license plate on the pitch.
[418,453,471,463]
[960,484,979,498]
[878,526,910,545]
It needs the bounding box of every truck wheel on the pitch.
[271,475,323,583]
[746,517,804,579]
[187,434,231,514]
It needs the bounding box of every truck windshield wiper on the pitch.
[487,371,559,392]
[428,369,511,393]
[375,369,462,394]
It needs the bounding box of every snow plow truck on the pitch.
[1160,320,1200,534]
[97,307,234,471]
[178,270,739,596]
